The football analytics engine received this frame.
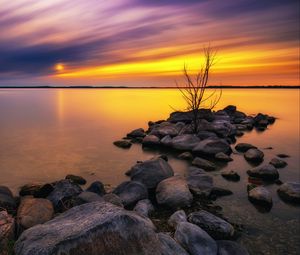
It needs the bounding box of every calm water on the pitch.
[0,88,299,254]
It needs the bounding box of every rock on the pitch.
[127,158,174,189]
[193,138,231,156]
[103,193,123,207]
[127,128,146,138]
[188,210,235,240]
[113,140,132,149]
[235,131,244,137]
[269,158,287,168]
[47,180,82,211]
[192,157,216,171]
[77,191,104,204]
[19,183,54,198]
[247,164,279,181]
[156,176,193,208]
[17,197,54,229]
[235,143,257,152]
[276,153,290,158]
[142,135,160,147]
[0,186,16,212]
[133,199,154,217]
[221,170,240,181]
[178,152,193,160]
[215,152,233,162]
[65,174,87,185]
[14,202,161,255]
[170,135,200,151]
[187,167,213,196]
[158,233,189,255]
[210,187,233,198]
[214,111,231,122]
[223,105,237,114]
[86,181,106,196]
[244,148,264,163]
[217,240,249,255]
[206,120,237,138]
[197,131,218,140]
[0,210,15,254]
[161,135,172,147]
[174,222,218,255]
[113,181,148,208]
[248,186,272,208]
[168,109,214,124]
[277,182,300,204]
[168,210,187,228]
[149,122,180,137]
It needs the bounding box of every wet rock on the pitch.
[215,152,233,162]
[174,222,218,255]
[113,140,132,149]
[161,135,173,147]
[126,158,174,189]
[188,210,235,240]
[178,151,193,160]
[207,120,237,138]
[133,199,154,217]
[0,210,15,254]
[65,174,87,185]
[113,181,148,208]
[127,128,146,138]
[248,186,272,208]
[103,193,123,207]
[77,191,104,204]
[217,240,249,255]
[149,122,180,137]
[214,111,231,122]
[171,134,200,151]
[168,109,214,124]
[221,170,240,181]
[276,153,290,158]
[156,176,193,209]
[17,197,54,229]
[168,210,187,228]
[193,138,231,156]
[142,135,160,147]
[158,233,189,255]
[86,181,106,196]
[210,187,233,198]
[14,202,161,255]
[187,166,213,196]
[0,186,16,212]
[244,148,264,163]
[247,164,279,181]
[277,182,300,204]
[235,143,257,152]
[19,183,54,198]
[269,158,287,168]
[197,131,218,140]
[192,157,216,171]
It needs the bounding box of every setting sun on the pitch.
[55,63,64,72]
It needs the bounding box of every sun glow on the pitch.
[55,63,64,72]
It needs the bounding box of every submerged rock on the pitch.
[221,170,240,181]
[235,143,257,152]
[247,164,279,181]
[269,158,287,168]
[86,181,106,196]
[168,210,187,228]
[244,148,264,163]
[133,199,154,217]
[113,140,132,149]
[65,174,87,185]
[192,157,216,171]
[217,240,249,255]
[248,186,272,208]
[158,233,189,255]
[277,182,300,204]
[193,138,231,156]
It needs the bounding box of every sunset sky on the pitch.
[0,0,299,87]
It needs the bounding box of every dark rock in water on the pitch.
[215,152,233,162]
[174,222,218,255]
[170,134,200,151]
[86,181,106,196]
[210,187,233,198]
[223,105,237,114]
[127,128,146,138]
[142,135,160,147]
[214,111,231,122]
[133,199,154,217]
[276,153,290,158]
[168,210,187,228]
[277,182,300,204]
[247,164,279,181]
[14,202,161,255]
[161,135,173,147]
[197,131,218,140]
[47,180,82,211]
[206,120,237,138]
[187,167,213,196]
[221,170,240,181]
[178,151,193,160]
[77,191,104,204]
[192,157,216,171]
[149,122,180,137]
[168,109,214,123]
[217,240,249,255]
[156,176,193,209]
[235,143,257,152]
[131,137,144,143]
[113,140,132,149]
[103,193,123,207]
[126,158,174,189]
[0,210,15,254]
[244,148,264,163]
[248,186,272,208]
[65,174,87,185]
[188,210,235,240]
[193,138,231,156]
[0,185,16,212]
[158,233,189,255]
[269,158,287,168]
[19,183,54,198]
[113,181,148,208]
[235,131,244,137]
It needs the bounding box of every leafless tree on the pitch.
[176,46,222,133]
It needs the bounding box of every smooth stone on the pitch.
[188,210,235,240]
[170,134,200,151]
[133,199,154,217]
[197,131,218,140]
[102,193,123,207]
[235,143,257,152]
[193,138,231,156]
[127,128,146,138]
[221,170,240,181]
[244,148,264,163]
[269,158,287,168]
[19,183,54,198]
[192,157,216,171]
[178,151,193,160]
[161,135,173,147]
[158,233,189,255]
[113,140,132,149]
[247,164,279,181]
[14,202,161,255]
[156,176,193,208]
[126,158,174,189]
[142,135,160,147]
[206,120,237,138]
[77,191,104,204]
[174,222,218,255]
[168,210,187,228]
[149,122,180,137]
[215,152,233,162]
[86,181,106,196]
[186,167,213,196]
[0,210,15,254]
[277,182,300,204]
[17,197,54,229]
[248,186,272,207]
[65,174,87,185]
[113,181,148,207]
[0,185,16,212]
[217,240,249,255]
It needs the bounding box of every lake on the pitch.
[0,88,299,254]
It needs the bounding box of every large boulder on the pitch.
[186,167,213,196]
[217,240,249,255]
[206,120,237,138]
[277,182,300,204]
[192,157,216,171]
[188,210,235,240]
[0,210,15,255]
[156,176,193,208]
[192,138,231,156]
[174,222,218,255]
[113,181,148,208]
[149,122,180,137]
[235,143,257,152]
[247,164,279,181]
[127,158,174,189]
[133,199,154,217]
[158,233,189,255]
[14,202,162,255]
[248,186,272,208]
[244,148,264,163]
[0,186,16,212]
[17,197,54,229]
[170,135,200,151]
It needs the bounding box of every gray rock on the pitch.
[103,193,123,207]
[133,199,154,217]
[235,143,257,152]
[168,109,214,124]
[113,181,148,207]
[174,222,218,255]
[277,182,300,204]
[244,148,264,163]
[215,152,233,162]
[14,202,161,255]
[270,158,287,168]
[156,176,193,208]
[178,151,193,160]
[206,120,237,138]
[65,174,87,185]
[187,167,213,196]
[77,191,104,204]
[113,140,132,149]
[170,134,200,151]
[161,135,172,147]
[193,138,231,156]
[217,240,249,255]
[158,233,189,255]
[127,128,146,138]
[188,210,235,240]
[0,185,16,212]
[149,122,179,137]
[142,135,160,147]
[197,131,218,140]
[221,170,240,181]
[192,157,216,171]
[248,186,272,207]
[247,164,279,181]
[86,181,106,196]
[127,158,174,189]
[168,210,187,228]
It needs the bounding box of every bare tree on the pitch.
[176,46,222,133]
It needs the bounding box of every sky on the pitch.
[0,0,299,87]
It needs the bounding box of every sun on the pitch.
[55,63,64,72]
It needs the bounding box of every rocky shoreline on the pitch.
[1,105,299,255]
